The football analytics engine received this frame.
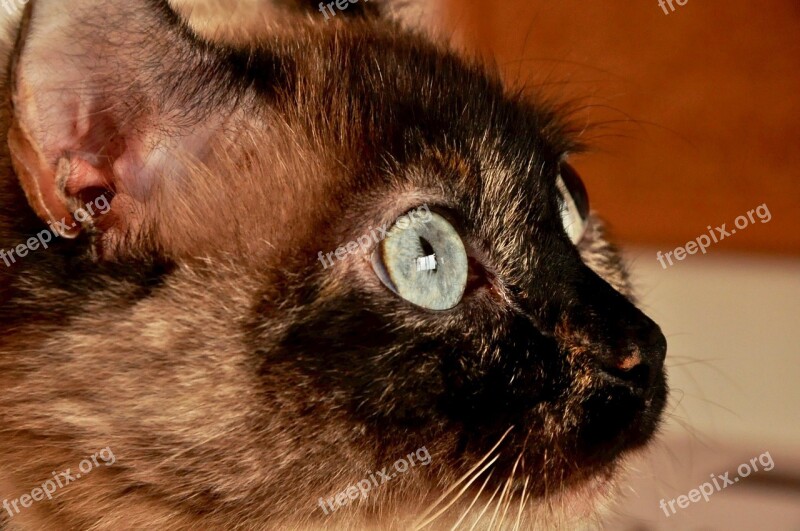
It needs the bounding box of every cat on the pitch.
[0,0,667,529]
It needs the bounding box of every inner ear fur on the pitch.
[7,0,234,247]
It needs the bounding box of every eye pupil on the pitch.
[419,236,435,257]
[416,237,438,272]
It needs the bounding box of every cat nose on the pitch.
[595,317,667,394]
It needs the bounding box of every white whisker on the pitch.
[448,468,496,531]
[496,452,522,530]
[466,481,504,531]
[512,474,530,531]
[414,453,500,530]
[486,469,512,530]
[413,426,513,528]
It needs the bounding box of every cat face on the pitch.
[0,0,666,528]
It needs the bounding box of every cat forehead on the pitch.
[113,23,575,262]
[230,28,573,198]
[218,25,573,156]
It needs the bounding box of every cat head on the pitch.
[0,0,666,528]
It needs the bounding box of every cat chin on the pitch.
[382,464,621,531]
[513,468,620,530]
[546,466,621,524]
[514,465,620,526]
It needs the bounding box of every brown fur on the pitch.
[0,1,666,529]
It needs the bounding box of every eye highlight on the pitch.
[372,209,468,311]
[557,161,590,244]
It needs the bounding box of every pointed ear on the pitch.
[8,0,225,246]
[375,0,446,33]
[169,0,442,41]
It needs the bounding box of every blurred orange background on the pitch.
[441,0,800,255]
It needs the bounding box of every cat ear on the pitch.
[373,0,444,32]
[8,0,224,243]
[171,0,440,36]
[338,0,445,32]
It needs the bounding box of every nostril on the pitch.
[596,321,667,392]
[600,362,652,391]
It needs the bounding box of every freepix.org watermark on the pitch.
[318,0,368,21]
[658,0,689,15]
[656,203,771,269]
[318,204,432,269]
[3,447,116,519]
[659,450,774,517]
[0,194,111,268]
[318,446,432,515]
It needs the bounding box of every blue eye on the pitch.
[372,210,468,310]
[557,162,590,244]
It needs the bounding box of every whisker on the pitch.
[512,467,530,531]
[466,481,504,531]
[414,453,500,530]
[486,466,514,530]
[496,453,522,530]
[413,426,513,528]
[448,468,496,531]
